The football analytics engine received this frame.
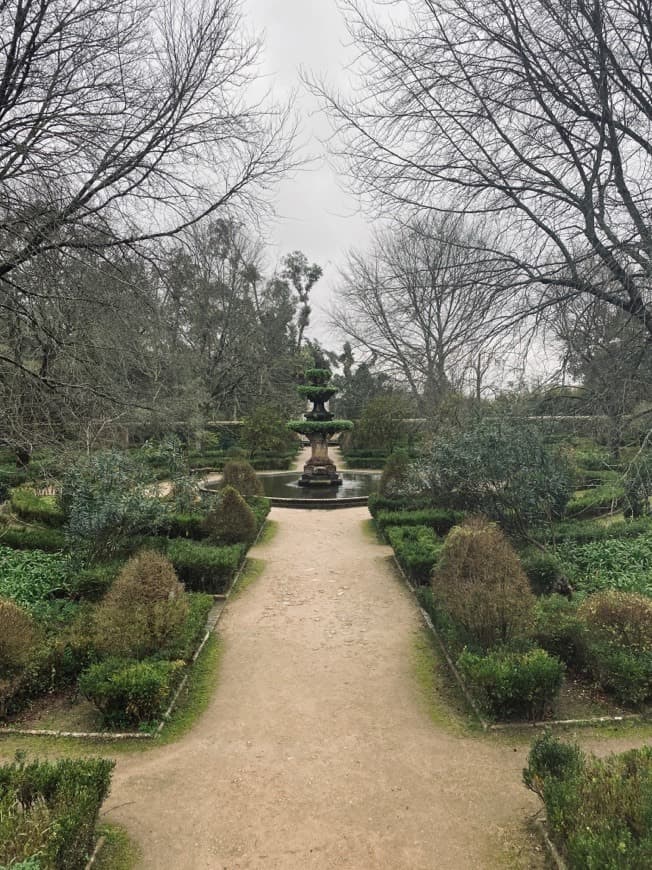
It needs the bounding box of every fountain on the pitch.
[287,368,353,487]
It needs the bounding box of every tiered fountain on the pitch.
[287,368,353,487]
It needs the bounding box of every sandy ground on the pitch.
[104,507,548,869]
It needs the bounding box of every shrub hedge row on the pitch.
[0,756,114,870]
[165,539,245,594]
[524,734,652,869]
[0,524,66,553]
[9,489,65,528]
[386,525,442,585]
[367,494,437,517]
[376,508,467,537]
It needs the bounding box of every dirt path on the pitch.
[105,507,548,869]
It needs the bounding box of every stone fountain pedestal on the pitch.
[298,434,342,486]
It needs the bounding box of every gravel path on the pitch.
[105,507,546,869]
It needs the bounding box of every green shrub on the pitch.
[431,518,536,649]
[386,525,442,584]
[246,495,271,530]
[9,489,65,528]
[534,595,587,671]
[577,592,652,704]
[579,590,652,653]
[524,737,652,869]
[220,460,263,497]
[79,657,183,726]
[166,539,245,594]
[379,449,413,496]
[421,418,572,532]
[94,550,188,659]
[521,550,568,596]
[376,508,467,536]
[162,593,214,662]
[458,647,564,720]
[161,511,209,540]
[367,494,436,517]
[0,524,66,553]
[0,599,36,676]
[60,450,166,558]
[204,485,257,544]
[0,755,114,870]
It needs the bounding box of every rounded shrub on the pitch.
[79,657,184,726]
[204,485,257,545]
[94,550,188,658]
[0,598,35,675]
[579,591,652,706]
[220,460,263,497]
[458,646,565,720]
[579,590,652,654]
[431,517,536,648]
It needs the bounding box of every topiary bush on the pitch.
[0,599,36,676]
[220,460,263,497]
[431,518,536,649]
[94,550,189,659]
[458,647,565,720]
[204,485,257,544]
[79,657,184,727]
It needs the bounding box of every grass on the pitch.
[255,518,278,546]
[94,823,140,870]
[230,556,265,600]
[411,628,467,734]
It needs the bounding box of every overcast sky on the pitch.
[242,0,372,348]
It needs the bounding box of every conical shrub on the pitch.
[204,485,257,544]
[431,517,535,648]
[221,460,263,497]
[94,549,188,658]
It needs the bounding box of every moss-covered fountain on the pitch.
[287,368,353,487]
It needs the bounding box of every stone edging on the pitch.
[533,813,567,870]
[0,519,268,742]
[389,554,649,732]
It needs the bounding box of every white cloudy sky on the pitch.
[242,0,372,348]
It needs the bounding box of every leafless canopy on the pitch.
[334,214,510,407]
[0,0,293,283]
[321,0,652,336]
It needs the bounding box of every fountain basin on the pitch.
[202,470,380,508]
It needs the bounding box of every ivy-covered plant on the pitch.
[59,450,166,560]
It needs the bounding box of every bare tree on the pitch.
[320,0,652,338]
[334,214,508,411]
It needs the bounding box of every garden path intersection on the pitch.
[105,506,548,869]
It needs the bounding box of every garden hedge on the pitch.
[386,525,442,584]
[0,756,114,870]
[165,539,245,594]
[9,489,65,528]
[376,508,467,537]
